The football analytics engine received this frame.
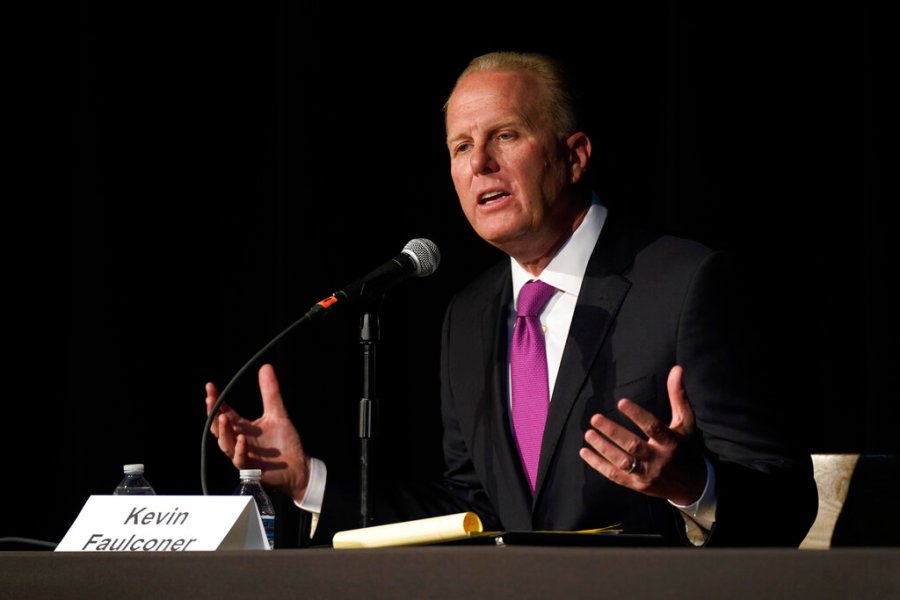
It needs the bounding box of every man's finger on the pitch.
[584,424,632,470]
[233,433,249,469]
[258,364,287,416]
[667,365,695,433]
[579,446,613,476]
[206,383,220,436]
[205,382,218,407]
[217,413,236,456]
[617,398,674,445]
[207,382,248,431]
[586,413,645,460]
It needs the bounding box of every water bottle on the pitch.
[233,468,275,550]
[113,464,156,495]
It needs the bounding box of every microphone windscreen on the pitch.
[403,239,441,277]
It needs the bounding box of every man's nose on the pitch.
[470,145,498,175]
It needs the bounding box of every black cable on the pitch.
[0,537,58,549]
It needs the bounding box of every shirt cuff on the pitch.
[668,457,717,531]
[294,457,327,514]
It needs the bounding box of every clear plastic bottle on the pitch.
[233,468,275,550]
[113,464,156,495]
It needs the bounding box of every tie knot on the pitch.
[516,280,556,318]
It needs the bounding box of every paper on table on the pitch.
[332,512,483,549]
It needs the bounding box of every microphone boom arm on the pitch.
[200,238,440,496]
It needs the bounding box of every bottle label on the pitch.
[261,515,275,550]
[113,487,155,495]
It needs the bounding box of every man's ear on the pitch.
[566,132,592,184]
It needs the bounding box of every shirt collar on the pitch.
[510,194,608,303]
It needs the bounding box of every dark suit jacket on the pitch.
[313,213,817,547]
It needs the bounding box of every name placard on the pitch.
[55,495,268,552]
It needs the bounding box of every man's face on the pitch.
[445,70,582,260]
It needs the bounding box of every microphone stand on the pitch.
[358,303,381,528]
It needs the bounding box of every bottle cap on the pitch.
[123,464,145,473]
[239,469,262,480]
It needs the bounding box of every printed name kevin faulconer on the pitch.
[80,533,198,551]
[123,506,189,526]
[81,505,196,551]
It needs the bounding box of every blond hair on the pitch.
[444,51,580,137]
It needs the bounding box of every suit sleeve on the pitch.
[677,250,818,546]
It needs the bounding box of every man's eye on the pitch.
[455,143,472,155]
[497,132,514,141]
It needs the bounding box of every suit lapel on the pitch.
[533,219,634,500]
[479,268,537,520]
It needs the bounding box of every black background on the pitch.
[6,2,895,548]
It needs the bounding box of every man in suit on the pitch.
[207,51,817,546]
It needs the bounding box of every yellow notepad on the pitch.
[333,512,483,549]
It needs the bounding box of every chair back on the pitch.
[801,453,899,549]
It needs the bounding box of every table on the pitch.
[2,547,898,599]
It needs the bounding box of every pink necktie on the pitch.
[510,280,556,494]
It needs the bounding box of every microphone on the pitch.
[305,238,441,319]
[201,237,441,495]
